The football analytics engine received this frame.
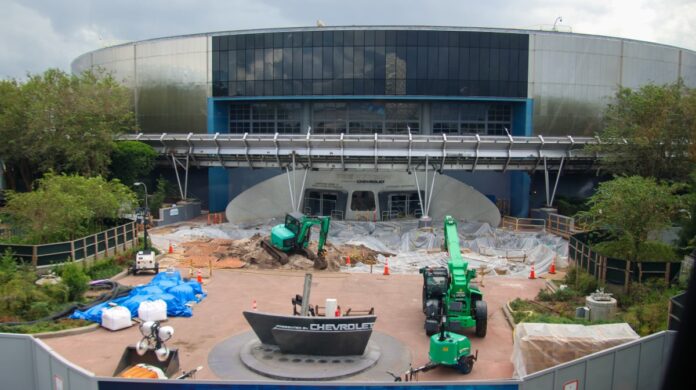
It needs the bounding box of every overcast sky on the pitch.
[1,0,695,79]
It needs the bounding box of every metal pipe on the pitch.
[549,156,565,207]
[544,157,550,207]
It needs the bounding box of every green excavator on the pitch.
[261,212,330,270]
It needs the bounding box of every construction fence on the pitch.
[0,220,137,268]
[0,330,676,390]
[568,232,681,291]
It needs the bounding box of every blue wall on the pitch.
[208,98,231,212]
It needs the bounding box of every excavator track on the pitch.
[260,239,289,265]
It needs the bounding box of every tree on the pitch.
[592,81,696,181]
[0,69,136,190]
[3,174,137,243]
[109,141,158,187]
[577,176,681,263]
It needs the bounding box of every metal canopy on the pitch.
[125,132,600,172]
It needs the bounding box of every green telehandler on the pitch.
[261,212,330,269]
[391,215,486,379]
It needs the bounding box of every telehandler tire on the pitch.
[475,300,488,337]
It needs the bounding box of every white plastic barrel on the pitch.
[325,298,338,318]
[138,300,168,322]
[101,306,132,331]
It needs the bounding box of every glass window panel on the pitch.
[433,122,459,134]
[386,46,396,79]
[236,50,246,81]
[432,103,459,120]
[437,47,448,79]
[312,31,323,46]
[245,34,255,49]
[282,48,292,80]
[354,47,364,78]
[292,80,302,95]
[417,31,428,46]
[385,30,396,46]
[302,80,312,95]
[273,32,283,48]
[374,79,385,95]
[245,49,254,81]
[407,31,418,46]
[343,47,354,78]
[427,31,438,47]
[508,49,519,81]
[323,30,333,46]
[263,49,273,80]
[349,102,385,121]
[312,80,322,95]
[213,36,221,51]
[386,103,419,120]
[219,51,228,81]
[302,31,313,46]
[479,48,490,79]
[277,103,301,120]
[417,47,428,79]
[364,79,374,94]
[448,32,459,47]
[396,30,407,46]
[458,48,468,79]
[343,79,354,94]
[254,49,264,80]
[344,30,354,46]
[333,46,344,78]
[220,36,229,51]
[364,46,375,78]
[263,33,273,48]
[498,49,509,81]
[273,48,282,80]
[251,103,274,121]
[396,46,407,79]
[427,47,438,79]
[273,80,282,95]
[229,35,237,50]
[292,48,302,78]
[254,34,264,49]
[284,32,294,47]
[349,121,382,134]
[263,80,273,95]
[322,47,333,79]
[302,47,313,79]
[283,80,293,95]
[230,103,250,120]
[448,46,459,79]
[228,50,237,81]
[354,30,365,46]
[375,30,385,46]
[212,50,220,79]
[395,80,406,95]
[312,47,323,79]
[468,48,480,80]
[365,30,375,46]
[374,46,386,79]
[480,32,491,48]
[489,33,501,48]
[292,32,302,47]
[354,79,364,95]
[406,47,417,79]
[406,79,417,95]
[490,48,500,81]
[334,30,344,46]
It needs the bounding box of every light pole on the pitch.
[134,182,150,250]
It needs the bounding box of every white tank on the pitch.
[138,300,168,322]
[585,290,617,322]
[325,298,338,318]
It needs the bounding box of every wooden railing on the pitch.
[501,216,546,232]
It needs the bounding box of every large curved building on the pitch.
[72,26,696,219]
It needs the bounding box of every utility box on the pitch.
[132,250,158,275]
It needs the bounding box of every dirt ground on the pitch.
[43,269,545,382]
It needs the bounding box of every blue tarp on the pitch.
[71,270,206,324]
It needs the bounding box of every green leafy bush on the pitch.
[564,267,599,295]
[58,262,89,302]
[86,258,123,280]
[537,287,580,302]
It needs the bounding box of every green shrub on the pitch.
[564,267,599,295]
[58,262,89,301]
[537,288,580,302]
[86,258,123,280]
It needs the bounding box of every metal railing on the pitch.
[0,220,137,268]
[502,216,547,232]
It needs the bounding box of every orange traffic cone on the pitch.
[197,269,203,283]
[383,258,390,276]
[549,257,557,275]
[168,242,174,254]
[528,263,536,279]
[346,256,351,266]
[252,299,258,311]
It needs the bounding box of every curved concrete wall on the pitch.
[225,170,501,226]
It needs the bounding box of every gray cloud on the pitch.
[1,0,694,79]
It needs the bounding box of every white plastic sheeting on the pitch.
[150,219,568,276]
[511,323,639,377]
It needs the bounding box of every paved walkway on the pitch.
[44,270,545,382]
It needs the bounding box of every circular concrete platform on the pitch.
[241,339,380,380]
[209,331,411,382]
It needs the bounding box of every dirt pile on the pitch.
[174,234,384,272]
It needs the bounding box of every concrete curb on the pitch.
[502,301,517,330]
[33,323,99,339]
